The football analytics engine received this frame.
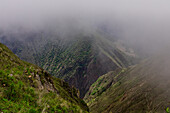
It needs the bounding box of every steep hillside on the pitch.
[84,52,170,113]
[0,43,89,112]
[0,32,139,97]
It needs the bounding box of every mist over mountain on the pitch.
[1,0,170,112]
[1,0,170,54]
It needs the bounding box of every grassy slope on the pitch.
[84,53,170,113]
[0,43,89,113]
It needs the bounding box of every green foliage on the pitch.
[0,43,89,113]
[166,107,170,113]
[91,90,97,95]
[0,69,39,112]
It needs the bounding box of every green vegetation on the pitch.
[84,69,126,106]
[166,107,170,113]
[87,69,126,97]
[0,43,88,112]
[0,69,39,112]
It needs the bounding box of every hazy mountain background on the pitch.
[0,28,140,97]
[84,51,170,113]
[1,0,170,112]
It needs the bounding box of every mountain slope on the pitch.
[84,52,170,113]
[0,43,88,112]
[0,32,139,97]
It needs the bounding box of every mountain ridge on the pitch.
[0,32,139,97]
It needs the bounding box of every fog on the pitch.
[1,0,170,54]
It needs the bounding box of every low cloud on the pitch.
[0,0,170,54]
